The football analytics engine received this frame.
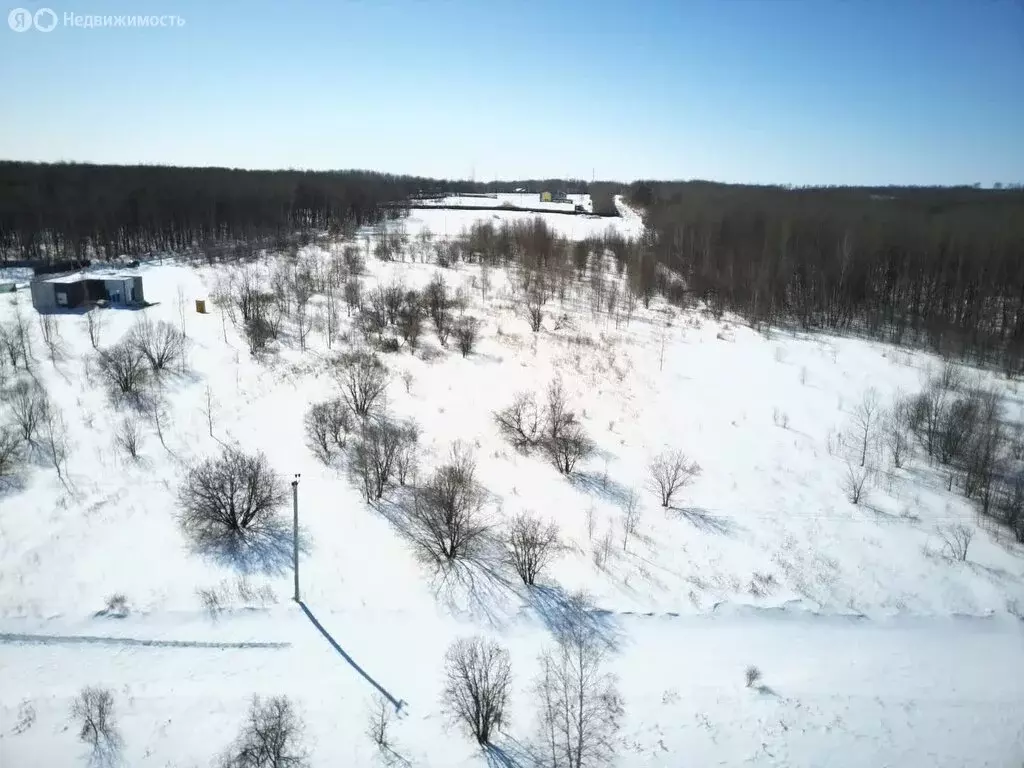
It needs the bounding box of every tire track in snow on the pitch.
[0,633,289,649]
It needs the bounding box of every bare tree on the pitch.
[0,321,25,369]
[294,300,313,351]
[0,426,24,486]
[885,396,912,469]
[9,380,47,444]
[336,351,389,417]
[524,280,547,333]
[85,309,104,350]
[409,443,490,564]
[178,447,287,546]
[130,318,186,373]
[96,341,149,397]
[38,314,62,363]
[535,598,623,768]
[842,460,869,505]
[547,420,594,475]
[495,392,541,451]
[203,384,217,437]
[304,398,354,464]
[394,422,419,486]
[850,387,881,467]
[220,695,309,768]
[647,449,702,508]
[621,488,641,550]
[365,694,394,753]
[344,275,363,317]
[397,291,424,349]
[176,286,188,337]
[114,416,143,461]
[425,274,453,346]
[938,524,973,562]
[349,416,416,502]
[70,687,122,762]
[454,316,480,357]
[442,637,512,745]
[504,514,560,585]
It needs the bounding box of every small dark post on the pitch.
[292,474,300,602]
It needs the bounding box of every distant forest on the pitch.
[0,161,600,262]
[627,181,1024,373]
[2,162,1022,370]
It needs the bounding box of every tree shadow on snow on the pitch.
[673,505,741,537]
[485,738,545,768]
[569,470,632,507]
[190,517,312,576]
[528,584,623,651]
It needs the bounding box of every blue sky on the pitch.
[1,0,1022,184]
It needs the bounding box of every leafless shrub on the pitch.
[535,603,623,768]
[336,350,389,417]
[197,587,225,619]
[9,380,47,444]
[114,416,143,461]
[13,699,35,735]
[772,407,789,429]
[97,340,150,397]
[0,426,25,486]
[938,523,973,562]
[220,695,309,768]
[745,666,762,688]
[495,392,541,450]
[103,593,129,617]
[442,637,512,745]
[401,370,413,394]
[304,398,353,464]
[70,687,122,760]
[647,449,702,508]
[130,318,186,373]
[178,447,287,546]
[408,443,490,564]
[592,529,613,570]
[842,460,869,505]
[504,514,560,585]
[454,316,480,357]
[349,416,416,502]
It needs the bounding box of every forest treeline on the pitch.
[627,181,1024,373]
[0,162,596,262]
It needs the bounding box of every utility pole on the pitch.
[292,474,301,602]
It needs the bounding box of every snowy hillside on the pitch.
[1,202,1023,767]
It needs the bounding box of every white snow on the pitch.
[1,208,1023,766]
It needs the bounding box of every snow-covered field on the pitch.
[413,193,590,213]
[1,202,1023,767]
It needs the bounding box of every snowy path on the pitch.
[2,608,1022,767]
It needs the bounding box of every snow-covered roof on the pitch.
[42,271,139,284]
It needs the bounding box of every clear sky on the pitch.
[1,0,1022,184]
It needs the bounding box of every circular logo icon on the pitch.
[8,7,33,31]
[34,8,57,32]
